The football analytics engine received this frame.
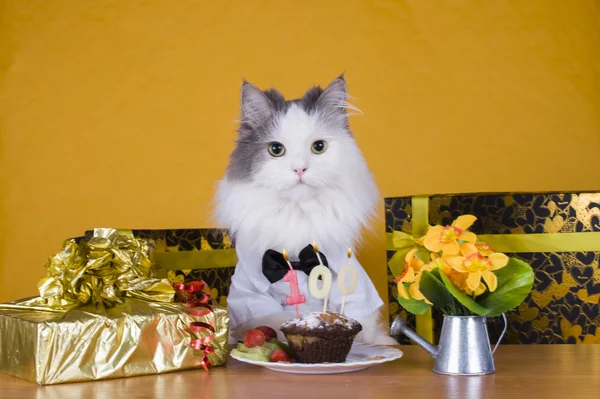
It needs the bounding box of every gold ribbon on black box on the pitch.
[0,228,229,385]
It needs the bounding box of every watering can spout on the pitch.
[390,315,438,358]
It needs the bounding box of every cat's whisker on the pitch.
[338,102,363,114]
[345,112,363,118]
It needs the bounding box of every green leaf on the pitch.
[429,267,443,280]
[419,269,454,308]
[478,258,534,317]
[439,271,488,316]
[397,283,432,315]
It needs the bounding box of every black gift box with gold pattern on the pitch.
[385,193,600,345]
[82,228,237,307]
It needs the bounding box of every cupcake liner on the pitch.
[284,334,356,363]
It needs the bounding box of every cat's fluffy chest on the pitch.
[231,184,358,258]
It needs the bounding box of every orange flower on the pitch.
[448,243,508,292]
[422,215,477,255]
[405,247,425,271]
[475,242,496,257]
[394,248,432,304]
[428,254,473,293]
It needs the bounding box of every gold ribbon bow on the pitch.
[36,228,175,310]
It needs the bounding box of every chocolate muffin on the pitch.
[280,312,362,363]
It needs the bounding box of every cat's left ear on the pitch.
[240,81,274,127]
[315,75,349,123]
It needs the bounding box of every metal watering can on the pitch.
[390,314,508,375]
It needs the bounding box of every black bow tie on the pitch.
[262,244,329,284]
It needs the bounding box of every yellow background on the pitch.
[1,0,599,306]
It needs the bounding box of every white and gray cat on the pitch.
[215,75,397,345]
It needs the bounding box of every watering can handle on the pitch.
[491,313,508,356]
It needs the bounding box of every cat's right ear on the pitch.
[240,81,273,126]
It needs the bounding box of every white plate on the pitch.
[230,342,403,374]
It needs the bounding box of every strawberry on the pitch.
[243,329,266,348]
[270,348,292,363]
[255,326,277,340]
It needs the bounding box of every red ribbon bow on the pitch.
[174,281,216,371]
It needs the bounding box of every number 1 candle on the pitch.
[337,248,358,315]
[282,249,306,318]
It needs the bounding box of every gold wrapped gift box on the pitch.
[0,300,229,385]
[0,228,230,385]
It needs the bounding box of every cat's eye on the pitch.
[268,142,286,157]
[311,140,327,154]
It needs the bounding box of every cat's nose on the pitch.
[293,168,307,177]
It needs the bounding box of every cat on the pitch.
[214,75,397,345]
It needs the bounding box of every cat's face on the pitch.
[217,76,378,253]
[226,77,359,201]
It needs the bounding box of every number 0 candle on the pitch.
[337,248,358,315]
[308,265,333,312]
[309,241,333,312]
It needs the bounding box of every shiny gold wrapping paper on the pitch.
[0,228,229,385]
[0,299,229,385]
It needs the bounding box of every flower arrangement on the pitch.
[391,215,535,316]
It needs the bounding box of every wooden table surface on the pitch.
[2,345,599,399]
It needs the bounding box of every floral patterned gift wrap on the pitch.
[386,193,600,344]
